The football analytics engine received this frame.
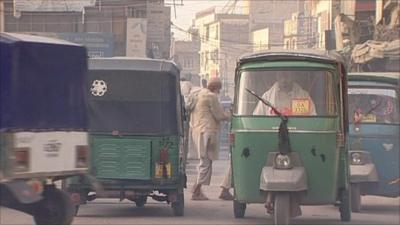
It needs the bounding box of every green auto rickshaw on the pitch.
[230,50,351,225]
[66,57,187,216]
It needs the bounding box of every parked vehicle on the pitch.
[230,50,351,225]
[66,57,187,216]
[0,32,90,225]
[348,72,399,212]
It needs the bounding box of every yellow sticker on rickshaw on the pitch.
[361,114,376,122]
[292,99,310,115]
[155,163,172,178]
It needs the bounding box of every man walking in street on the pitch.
[190,77,231,200]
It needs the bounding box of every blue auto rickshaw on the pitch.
[348,72,399,212]
[0,32,89,225]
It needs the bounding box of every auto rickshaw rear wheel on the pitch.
[74,205,80,216]
[33,185,74,225]
[233,200,246,218]
[274,193,290,225]
[171,192,184,216]
[339,188,351,221]
[135,196,147,207]
[350,183,361,212]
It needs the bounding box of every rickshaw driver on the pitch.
[253,71,316,116]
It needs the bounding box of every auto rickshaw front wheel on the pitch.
[350,183,361,212]
[274,193,290,225]
[233,200,246,218]
[33,185,75,225]
[171,192,184,216]
[339,188,351,221]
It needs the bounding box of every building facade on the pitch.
[194,7,249,98]
[245,0,304,49]
[283,12,318,50]
[171,37,201,86]
[2,0,171,58]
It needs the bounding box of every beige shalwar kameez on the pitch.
[190,88,230,186]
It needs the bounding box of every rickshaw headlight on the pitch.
[274,154,292,169]
[350,152,363,165]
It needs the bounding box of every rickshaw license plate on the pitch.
[155,163,172,178]
[292,99,310,115]
[362,114,376,122]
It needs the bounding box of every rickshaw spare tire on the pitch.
[33,185,75,225]
[171,192,184,216]
[233,200,246,218]
[351,183,361,212]
[274,193,290,225]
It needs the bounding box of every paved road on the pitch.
[1,154,399,225]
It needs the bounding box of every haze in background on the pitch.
[168,0,230,40]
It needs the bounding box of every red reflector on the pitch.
[229,133,235,144]
[15,150,29,162]
[160,148,169,163]
[76,145,89,168]
[27,180,43,194]
[13,148,30,172]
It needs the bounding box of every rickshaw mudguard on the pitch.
[259,166,308,192]
[259,152,308,192]
[1,180,42,204]
[350,164,379,183]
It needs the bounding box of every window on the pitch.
[236,70,337,116]
[348,88,399,124]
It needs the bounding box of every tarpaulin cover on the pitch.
[0,33,88,130]
[88,69,180,135]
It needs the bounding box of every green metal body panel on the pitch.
[0,134,14,180]
[232,117,341,204]
[0,134,7,179]
[90,135,180,182]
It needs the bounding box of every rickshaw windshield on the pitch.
[348,88,399,124]
[236,70,337,116]
[88,70,179,135]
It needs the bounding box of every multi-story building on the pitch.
[193,7,249,98]
[245,0,304,49]
[283,12,318,49]
[305,0,343,49]
[251,27,269,52]
[171,34,201,85]
[2,0,171,58]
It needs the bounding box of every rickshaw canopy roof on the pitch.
[238,50,346,68]
[89,57,180,75]
[87,57,182,136]
[348,72,399,86]
[0,32,88,130]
